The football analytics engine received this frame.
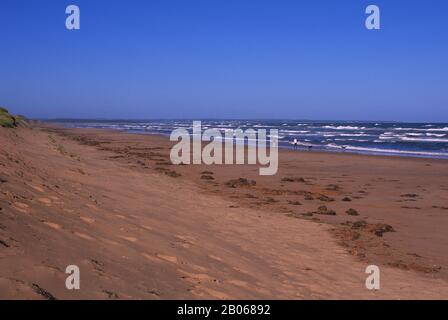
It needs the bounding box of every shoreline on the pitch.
[52,121,448,161]
[1,123,448,299]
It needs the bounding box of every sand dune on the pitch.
[1,124,448,299]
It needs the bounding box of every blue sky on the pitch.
[0,0,447,121]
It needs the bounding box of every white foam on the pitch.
[400,137,448,143]
[338,133,374,137]
[281,130,309,134]
[334,138,369,142]
[326,144,448,157]
[405,133,424,136]
[322,125,367,130]
[394,127,448,132]
[426,133,446,137]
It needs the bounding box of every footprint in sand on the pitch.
[191,287,230,300]
[172,235,195,249]
[13,202,29,213]
[43,221,62,230]
[226,279,249,288]
[37,198,52,205]
[86,204,98,211]
[252,286,272,296]
[142,253,164,263]
[208,254,223,262]
[74,232,94,241]
[189,264,208,272]
[176,235,196,243]
[156,254,179,264]
[80,216,95,224]
[102,238,121,247]
[178,269,215,283]
[49,196,64,205]
[120,236,137,243]
[29,185,44,193]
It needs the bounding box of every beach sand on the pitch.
[1,124,448,299]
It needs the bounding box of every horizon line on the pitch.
[37,118,448,124]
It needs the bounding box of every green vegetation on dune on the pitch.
[0,108,16,128]
[0,107,28,128]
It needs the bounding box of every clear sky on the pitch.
[0,0,447,121]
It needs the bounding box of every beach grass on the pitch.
[0,107,28,128]
[0,107,17,128]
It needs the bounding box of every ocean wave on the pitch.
[334,138,369,142]
[280,130,310,134]
[394,127,448,132]
[296,141,315,147]
[337,133,373,137]
[426,133,446,137]
[405,133,424,136]
[326,144,448,157]
[322,125,367,130]
[400,137,448,143]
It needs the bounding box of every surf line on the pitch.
[169,121,278,175]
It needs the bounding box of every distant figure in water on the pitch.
[293,138,298,150]
[307,145,313,151]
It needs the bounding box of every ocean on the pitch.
[51,120,448,159]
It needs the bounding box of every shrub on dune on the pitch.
[0,107,30,128]
[0,108,17,128]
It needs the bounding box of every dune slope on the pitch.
[1,125,448,299]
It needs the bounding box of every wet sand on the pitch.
[1,124,448,299]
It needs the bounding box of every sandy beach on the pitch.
[1,123,448,299]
